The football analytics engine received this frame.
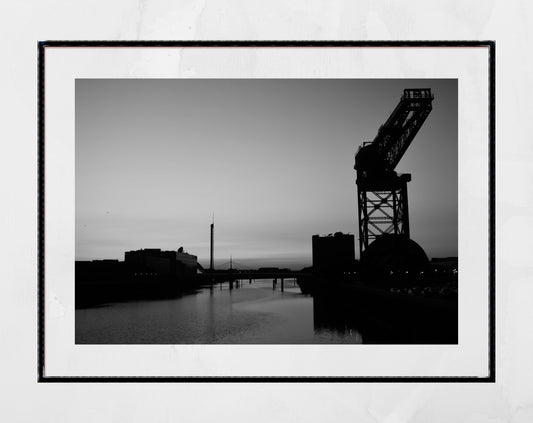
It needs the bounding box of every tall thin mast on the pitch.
[210,214,214,271]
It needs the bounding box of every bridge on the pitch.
[197,261,312,292]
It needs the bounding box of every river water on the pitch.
[75,279,363,344]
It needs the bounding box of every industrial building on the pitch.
[312,232,355,273]
[124,248,198,276]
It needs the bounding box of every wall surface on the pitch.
[1,1,531,421]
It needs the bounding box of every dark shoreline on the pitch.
[75,278,202,309]
[304,275,458,344]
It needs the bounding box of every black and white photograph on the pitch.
[74,78,458,345]
[40,44,491,381]
[10,0,533,418]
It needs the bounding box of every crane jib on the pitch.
[371,88,433,171]
[354,90,433,176]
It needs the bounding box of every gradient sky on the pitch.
[76,79,457,269]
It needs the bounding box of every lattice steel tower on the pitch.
[354,88,433,256]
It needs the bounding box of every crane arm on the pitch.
[355,89,433,176]
[373,88,433,170]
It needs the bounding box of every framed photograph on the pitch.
[38,41,494,381]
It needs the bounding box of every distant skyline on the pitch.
[76,79,457,269]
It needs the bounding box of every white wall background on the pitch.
[1,0,531,421]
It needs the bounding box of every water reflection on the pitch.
[312,286,457,344]
[75,279,363,344]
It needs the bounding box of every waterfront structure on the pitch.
[76,248,199,307]
[312,232,355,273]
[125,248,177,275]
[176,247,199,272]
[125,248,198,276]
[75,259,124,282]
[354,88,433,256]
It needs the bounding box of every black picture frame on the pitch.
[38,40,495,383]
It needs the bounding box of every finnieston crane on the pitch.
[354,88,434,278]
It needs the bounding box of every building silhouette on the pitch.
[312,232,355,273]
[125,248,198,276]
[76,247,199,307]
